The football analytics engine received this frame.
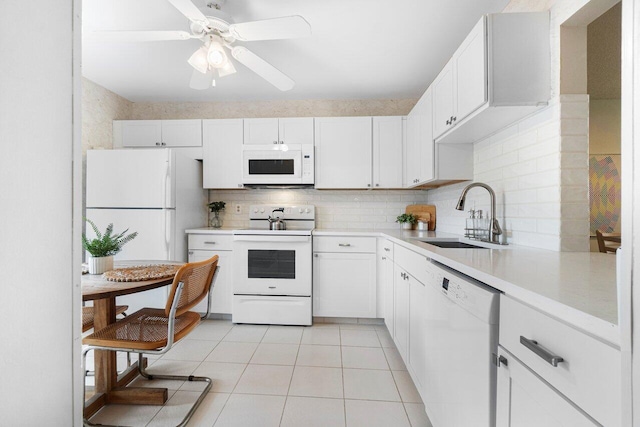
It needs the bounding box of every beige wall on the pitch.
[82,77,132,153]
[128,98,417,120]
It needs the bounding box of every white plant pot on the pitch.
[88,255,114,275]
[402,223,413,230]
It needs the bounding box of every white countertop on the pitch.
[314,228,619,347]
[186,227,619,346]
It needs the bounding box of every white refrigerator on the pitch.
[86,148,207,311]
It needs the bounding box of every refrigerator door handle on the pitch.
[163,157,171,208]
[164,210,171,258]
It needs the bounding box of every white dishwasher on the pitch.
[422,260,500,427]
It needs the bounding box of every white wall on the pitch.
[208,189,430,230]
[0,0,81,425]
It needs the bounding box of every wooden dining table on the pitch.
[82,261,184,418]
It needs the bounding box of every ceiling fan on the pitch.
[87,0,312,91]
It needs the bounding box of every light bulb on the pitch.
[207,39,227,68]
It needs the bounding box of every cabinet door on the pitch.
[404,108,419,187]
[454,17,487,123]
[408,275,427,395]
[279,117,314,145]
[372,116,403,188]
[496,347,597,427]
[243,118,279,145]
[315,117,372,189]
[161,120,202,147]
[313,252,376,318]
[121,120,163,147]
[417,88,435,184]
[393,265,410,360]
[189,249,233,314]
[203,119,244,189]
[432,61,455,138]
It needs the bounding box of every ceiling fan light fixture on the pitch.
[218,58,236,77]
[188,45,209,73]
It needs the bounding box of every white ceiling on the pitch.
[82,0,509,102]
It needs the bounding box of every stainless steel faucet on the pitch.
[455,182,503,244]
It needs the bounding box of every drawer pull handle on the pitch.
[384,248,390,252]
[520,336,564,367]
[204,241,216,244]
[268,286,276,289]
[338,243,351,247]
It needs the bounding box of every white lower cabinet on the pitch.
[187,235,233,314]
[313,236,377,318]
[497,295,621,426]
[496,347,597,427]
[408,270,428,394]
[377,239,395,335]
[393,264,411,360]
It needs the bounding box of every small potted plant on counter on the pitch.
[82,219,138,274]
[396,213,418,230]
[208,201,226,229]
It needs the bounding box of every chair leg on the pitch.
[137,354,213,427]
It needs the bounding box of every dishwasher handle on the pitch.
[520,336,564,367]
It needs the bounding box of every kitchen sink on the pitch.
[420,241,488,249]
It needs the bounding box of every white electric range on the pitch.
[232,205,315,326]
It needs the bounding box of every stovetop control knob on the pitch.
[305,208,311,213]
[260,208,265,213]
[299,208,304,213]
[253,208,258,213]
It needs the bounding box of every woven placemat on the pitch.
[103,264,181,282]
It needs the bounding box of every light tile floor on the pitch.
[86,320,434,427]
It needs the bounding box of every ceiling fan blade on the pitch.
[231,46,294,91]
[190,69,215,90]
[167,0,208,24]
[228,16,311,41]
[86,30,193,42]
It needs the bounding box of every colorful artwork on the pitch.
[589,155,621,234]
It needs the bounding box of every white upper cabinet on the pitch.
[202,119,244,189]
[372,116,404,189]
[315,117,373,189]
[116,120,202,147]
[432,12,550,143]
[243,117,314,145]
[406,89,436,187]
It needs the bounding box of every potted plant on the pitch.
[208,201,226,229]
[82,219,138,274]
[396,213,418,230]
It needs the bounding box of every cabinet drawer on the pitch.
[500,295,620,426]
[188,234,233,251]
[313,236,376,253]
[394,244,429,285]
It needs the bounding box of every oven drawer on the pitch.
[188,234,233,251]
[313,236,376,253]
[233,295,312,325]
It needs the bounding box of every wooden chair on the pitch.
[82,305,128,333]
[596,230,621,253]
[82,255,219,427]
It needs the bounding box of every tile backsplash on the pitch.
[207,189,430,230]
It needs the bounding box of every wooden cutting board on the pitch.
[406,204,436,230]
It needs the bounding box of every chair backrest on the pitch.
[596,230,621,253]
[165,255,219,317]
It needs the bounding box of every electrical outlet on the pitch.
[235,204,242,214]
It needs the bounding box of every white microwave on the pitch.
[242,144,314,185]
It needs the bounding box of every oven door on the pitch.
[242,146,302,184]
[233,234,312,296]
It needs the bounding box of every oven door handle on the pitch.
[233,235,311,243]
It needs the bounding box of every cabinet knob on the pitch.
[384,248,390,252]
[273,141,278,144]
[375,183,380,187]
[279,141,284,144]
[367,183,371,187]
[188,251,194,255]
[156,142,161,146]
[162,142,167,146]
[238,184,243,188]
[314,254,319,257]
[452,116,457,122]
